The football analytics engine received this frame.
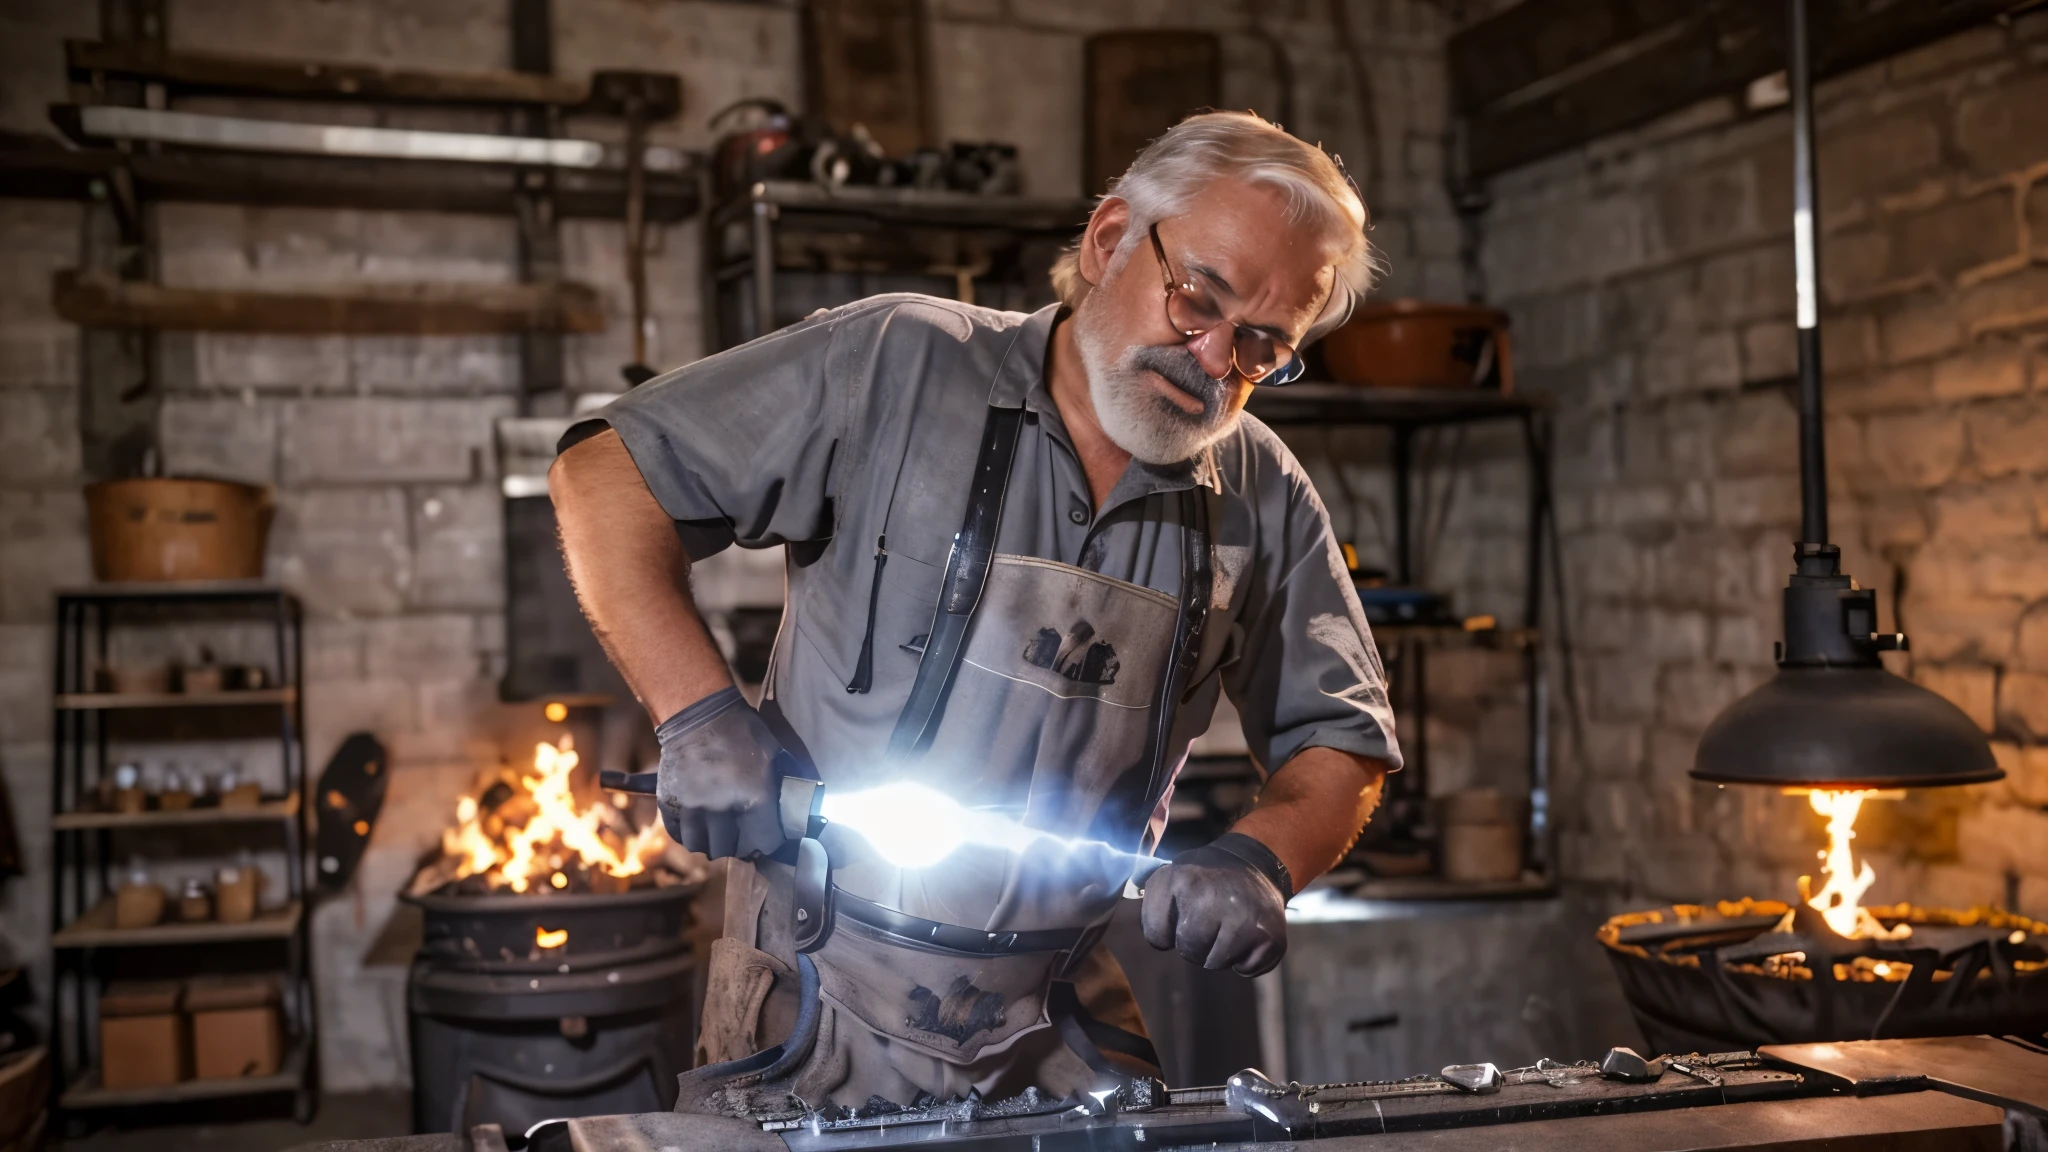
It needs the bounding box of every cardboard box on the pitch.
[186,975,282,1080]
[98,981,186,1089]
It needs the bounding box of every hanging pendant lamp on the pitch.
[1690,0,2000,789]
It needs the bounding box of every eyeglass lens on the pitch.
[1165,286,1289,381]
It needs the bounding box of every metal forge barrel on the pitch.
[1599,900,2048,1054]
[405,885,697,1136]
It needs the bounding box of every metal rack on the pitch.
[47,583,313,1123]
[705,180,1096,352]
[1246,384,1557,897]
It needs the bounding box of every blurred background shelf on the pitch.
[52,900,302,949]
[54,687,296,711]
[53,791,300,831]
[59,1038,308,1110]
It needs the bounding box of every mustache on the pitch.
[1128,344,1227,416]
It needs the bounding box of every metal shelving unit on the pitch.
[705,180,1096,352]
[48,583,313,1123]
[1247,384,1558,892]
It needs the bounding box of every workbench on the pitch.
[283,1035,2045,1152]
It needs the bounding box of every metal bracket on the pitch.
[1441,1063,1504,1094]
[1225,1068,1318,1130]
[792,836,834,954]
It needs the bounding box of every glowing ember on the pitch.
[535,926,568,949]
[1799,789,1912,941]
[438,737,670,893]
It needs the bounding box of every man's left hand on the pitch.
[1140,832,1291,976]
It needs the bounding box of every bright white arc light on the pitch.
[820,781,1142,872]
[820,782,972,869]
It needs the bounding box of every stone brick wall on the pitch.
[0,0,1458,1093]
[1477,17,2048,919]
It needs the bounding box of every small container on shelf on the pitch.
[185,975,283,1081]
[215,859,259,924]
[176,877,212,923]
[115,861,165,930]
[227,664,270,691]
[157,764,195,812]
[180,664,225,694]
[1437,787,1528,883]
[110,762,145,814]
[98,981,187,1089]
[99,662,171,696]
[216,765,261,810]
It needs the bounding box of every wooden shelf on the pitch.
[60,1038,306,1110]
[54,686,296,711]
[1,131,701,223]
[56,579,288,602]
[67,39,590,105]
[1374,623,1540,648]
[53,790,299,831]
[54,271,605,336]
[52,899,301,949]
[1247,384,1543,428]
[1341,873,1556,903]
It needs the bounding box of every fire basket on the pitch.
[1600,898,2048,1054]
[403,736,704,1136]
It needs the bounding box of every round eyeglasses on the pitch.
[1148,222,1313,386]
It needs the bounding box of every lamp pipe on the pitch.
[1790,0,1828,545]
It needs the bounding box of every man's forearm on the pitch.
[549,428,733,722]
[1228,747,1386,890]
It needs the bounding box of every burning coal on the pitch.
[411,736,680,897]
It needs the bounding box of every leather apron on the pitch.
[681,405,1211,1115]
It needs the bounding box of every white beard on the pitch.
[1072,295,1241,466]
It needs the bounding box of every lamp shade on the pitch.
[1692,665,2002,789]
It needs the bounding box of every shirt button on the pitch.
[1068,504,1088,525]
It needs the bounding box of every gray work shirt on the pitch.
[577,296,1400,792]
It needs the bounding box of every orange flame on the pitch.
[1800,789,1912,941]
[440,737,669,893]
[536,926,568,949]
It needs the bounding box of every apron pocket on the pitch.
[811,919,1059,1064]
[695,937,789,1067]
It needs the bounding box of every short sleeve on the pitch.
[1225,455,1403,775]
[562,304,878,560]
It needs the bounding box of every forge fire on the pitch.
[409,737,682,898]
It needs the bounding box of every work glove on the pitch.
[1140,832,1292,977]
[653,686,787,860]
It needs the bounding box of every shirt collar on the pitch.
[989,304,1222,499]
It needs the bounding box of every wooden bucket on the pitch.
[84,478,272,582]
[1321,300,1513,391]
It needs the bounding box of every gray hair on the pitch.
[1051,110,1380,343]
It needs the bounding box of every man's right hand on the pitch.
[654,686,787,859]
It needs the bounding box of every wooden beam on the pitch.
[0,133,700,222]
[1455,0,2026,179]
[1449,0,1691,116]
[67,38,589,105]
[52,270,606,335]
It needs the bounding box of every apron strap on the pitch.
[1089,485,1213,845]
[888,404,1026,756]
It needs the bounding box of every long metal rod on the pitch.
[1790,0,1828,545]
